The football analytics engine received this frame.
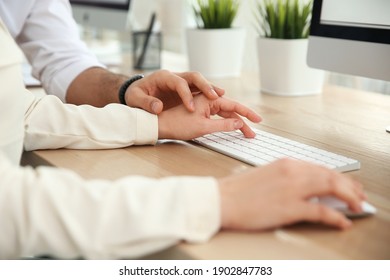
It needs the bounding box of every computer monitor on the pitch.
[307,0,390,82]
[69,0,131,31]
[308,0,390,133]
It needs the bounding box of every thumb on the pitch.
[126,88,163,114]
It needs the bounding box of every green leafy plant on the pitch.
[193,0,240,29]
[255,0,313,39]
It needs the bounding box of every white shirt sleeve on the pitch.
[0,153,220,259]
[24,96,159,151]
[0,16,221,260]
[7,0,105,101]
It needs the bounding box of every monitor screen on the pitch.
[307,0,390,82]
[70,0,130,10]
[69,0,131,31]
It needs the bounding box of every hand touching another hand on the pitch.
[126,70,225,114]
[218,159,366,231]
[157,94,262,140]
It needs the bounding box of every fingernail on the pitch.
[190,100,195,111]
[234,120,243,129]
[210,88,218,97]
[152,102,160,114]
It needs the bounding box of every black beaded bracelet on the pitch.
[118,74,144,105]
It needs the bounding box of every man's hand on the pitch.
[125,70,225,114]
[157,94,262,140]
[66,68,224,112]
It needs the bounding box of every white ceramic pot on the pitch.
[186,28,245,78]
[257,37,325,96]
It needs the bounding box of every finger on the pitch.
[352,178,366,200]
[217,111,256,138]
[126,87,163,114]
[324,173,363,213]
[212,85,225,96]
[165,74,196,112]
[299,202,353,229]
[215,98,262,123]
[300,165,364,213]
[176,72,221,99]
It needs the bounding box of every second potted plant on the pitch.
[186,0,245,78]
[255,0,325,96]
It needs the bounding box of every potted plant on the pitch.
[186,0,245,78]
[255,0,325,96]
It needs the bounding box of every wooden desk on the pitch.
[25,81,390,260]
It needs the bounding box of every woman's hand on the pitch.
[157,94,262,140]
[218,159,366,231]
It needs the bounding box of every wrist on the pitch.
[217,178,236,229]
[118,74,144,105]
[157,112,169,139]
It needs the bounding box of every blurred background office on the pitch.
[69,0,390,95]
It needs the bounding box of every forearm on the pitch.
[66,67,128,107]
[0,154,220,259]
[24,95,158,151]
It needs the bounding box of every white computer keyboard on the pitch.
[193,128,360,172]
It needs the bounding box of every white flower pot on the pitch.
[186,28,245,78]
[257,37,325,96]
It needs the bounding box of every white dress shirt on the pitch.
[0,18,220,259]
[0,0,104,101]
